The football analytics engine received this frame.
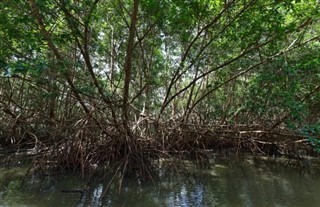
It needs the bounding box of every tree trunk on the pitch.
[122,0,139,135]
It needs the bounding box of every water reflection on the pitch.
[1,157,320,207]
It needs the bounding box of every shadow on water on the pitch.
[1,156,320,207]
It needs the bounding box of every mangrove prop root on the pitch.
[1,123,318,182]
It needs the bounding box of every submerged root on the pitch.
[1,121,319,188]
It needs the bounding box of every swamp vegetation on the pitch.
[0,0,320,189]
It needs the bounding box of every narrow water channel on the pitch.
[1,156,320,207]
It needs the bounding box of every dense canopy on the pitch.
[0,0,319,176]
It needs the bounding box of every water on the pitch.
[1,156,320,207]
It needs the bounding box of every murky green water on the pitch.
[1,156,320,207]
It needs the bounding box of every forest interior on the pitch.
[0,0,320,185]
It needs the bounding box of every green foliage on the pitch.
[301,124,320,153]
[0,0,319,135]
[246,62,302,114]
